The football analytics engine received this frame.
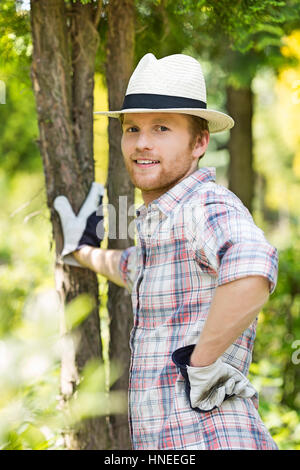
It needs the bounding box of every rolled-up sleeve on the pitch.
[118,245,138,293]
[189,189,279,294]
[217,240,278,294]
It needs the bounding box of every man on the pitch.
[54,53,279,450]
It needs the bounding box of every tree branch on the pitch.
[93,0,103,28]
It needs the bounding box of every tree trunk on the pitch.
[105,0,135,450]
[30,0,108,449]
[226,85,255,214]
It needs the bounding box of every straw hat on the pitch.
[94,53,234,134]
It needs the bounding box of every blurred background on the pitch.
[0,0,299,450]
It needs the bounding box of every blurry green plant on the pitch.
[0,289,125,450]
[0,0,39,176]
[0,164,122,450]
[249,224,300,450]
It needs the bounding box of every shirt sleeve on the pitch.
[118,245,138,293]
[188,188,279,294]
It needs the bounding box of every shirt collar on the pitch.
[136,167,216,217]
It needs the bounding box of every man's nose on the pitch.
[135,131,154,151]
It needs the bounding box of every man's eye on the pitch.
[158,126,169,131]
[126,127,138,132]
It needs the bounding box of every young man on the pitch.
[54,54,279,450]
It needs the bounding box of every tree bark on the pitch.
[226,85,255,213]
[105,0,135,450]
[30,0,108,449]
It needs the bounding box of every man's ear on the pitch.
[192,131,210,159]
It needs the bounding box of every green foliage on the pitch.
[65,294,95,331]
[247,65,300,449]
[135,0,300,89]
[0,170,125,449]
[171,0,295,52]
[0,288,125,450]
[135,0,192,61]
[0,61,40,174]
[252,234,300,409]
[0,171,51,336]
[0,1,31,61]
[0,1,40,175]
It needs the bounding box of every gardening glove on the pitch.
[54,182,105,267]
[172,344,257,412]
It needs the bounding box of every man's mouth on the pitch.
[134,159,160,167]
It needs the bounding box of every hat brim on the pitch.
[93,108,234,134]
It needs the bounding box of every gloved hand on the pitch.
[54,182,105,267]
[172,344,257,412]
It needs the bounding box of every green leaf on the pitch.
[19,423,49,450]
[65,294,95,331]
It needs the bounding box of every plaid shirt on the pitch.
[119,167,278,450]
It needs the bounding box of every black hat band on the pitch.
[122,93,207,110]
